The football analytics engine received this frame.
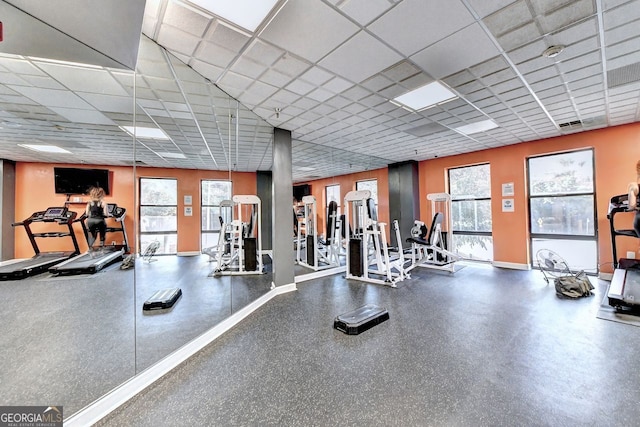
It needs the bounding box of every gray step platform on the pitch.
[143,288,182,311]
[333,304,389,335]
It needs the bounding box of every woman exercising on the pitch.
[628,160,640,237]
[85,186,109,248]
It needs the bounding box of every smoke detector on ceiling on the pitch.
[542,45,565,58]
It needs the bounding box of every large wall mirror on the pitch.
[291,141,391,280]
[0,5,274,420]
[132,36,274,372]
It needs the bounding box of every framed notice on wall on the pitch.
[184,195,192,205]
[502,198,514,212]
[184,206,193,216]
[502,182,514,196]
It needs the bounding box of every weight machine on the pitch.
[295,195,341,270]
[406,192,460,273]
[344,190,408,287]
[211,195,263,275]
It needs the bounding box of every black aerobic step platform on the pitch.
[333,304,389,335]
[143,288,182,311]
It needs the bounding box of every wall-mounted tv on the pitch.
[54,167,110,195]
[293,184,311,201]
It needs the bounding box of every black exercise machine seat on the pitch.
[406,213,443,247]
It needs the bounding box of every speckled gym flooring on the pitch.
[97,264,640,426]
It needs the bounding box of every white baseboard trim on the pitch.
[492,261,531,270]
[177,251,201,257]
[65,283,297,427]
[295,266,346,283]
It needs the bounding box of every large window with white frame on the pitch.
[528,149,597,272]
[356,179,378,203]
[448,164,493,261]
[139,178,178,255]
[201,180,232,251]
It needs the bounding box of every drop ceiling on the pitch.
[0,0,639,182]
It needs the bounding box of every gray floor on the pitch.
[98,264,640,426]
[0,254,272,416]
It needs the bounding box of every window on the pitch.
[356,179,378,203]
[139,178,178,255]
[448,164,493,261]
[201,180,232,250]
[528,149,597,272]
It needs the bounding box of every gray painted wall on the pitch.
[271,128,294,287]
[0,160,16,260]
[257,171,273,251]
[388,161,419,248]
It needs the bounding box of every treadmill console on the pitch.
[107,203,126,219]
[43,207,68,219]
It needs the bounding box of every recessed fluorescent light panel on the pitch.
[19,144,71,154]
[120,126,170,140]
[158,152,186,159]
[188,0,279,32]
[454,119,499,135]
[392,81,457,111]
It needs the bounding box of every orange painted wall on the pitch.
[296,168,390,239]
[14,163,135,258]
[13,163,256,258]
[419,123,640,273]
[135,167,255,253]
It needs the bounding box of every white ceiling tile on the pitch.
[77,93,133,113]
[319,31,403,83]
[217,71,254,92]
[271,55,312,78]
[156,25,202,56]
[466,0,520,18]
[259,68,294,87]
[230,56,269,79]
[259,0,359,62]
[286,79,315,96]
[163,0,211,37]
[48,107,116,125]
[604,1,640,29]
[34,63,130,96]
[412,23,500,79]
[339,0,394,26]
[190,59,224,82]
[300,67,334,86]
[8,85,94,109]
[204,21,251,52]
[243,40,284,67]
[482,0,533,37]
[194,42,238,68]
[323,76,353,94]
[496,21,542,52]
[369,0,475,56]
[537,0,595,34]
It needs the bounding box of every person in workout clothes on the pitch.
[85,186,109,248]
[628,160,640,237]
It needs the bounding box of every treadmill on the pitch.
[49,203,129,275]
[0,207,80,280]
[606,194,640,311]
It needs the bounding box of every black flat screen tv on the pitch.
[54,167,110,195]
[293,184,311,202]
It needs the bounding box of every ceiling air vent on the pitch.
[607,62,640,88]
[558,119,582,130]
